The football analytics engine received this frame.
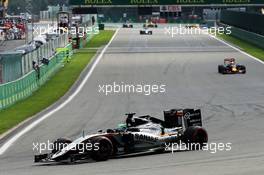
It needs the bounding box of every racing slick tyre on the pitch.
[218,65,222,73]
[183,126,208,150]
[52,138,72,154]
[218,65,225,74]
[242,68,246,74]
[91,136,113,161]
[239,65,246,74]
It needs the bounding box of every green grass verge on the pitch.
[86,30,115,48]
[217,34,264,61]
[0,30,115,135]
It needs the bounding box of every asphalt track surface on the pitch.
[1,27,264,175]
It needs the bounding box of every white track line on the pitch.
[0,28,120,155]
[209,34,264,65]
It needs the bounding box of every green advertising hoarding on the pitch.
[69,0,264,6]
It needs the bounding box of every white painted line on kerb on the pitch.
[0,28,120,155]
[209,34,264,65]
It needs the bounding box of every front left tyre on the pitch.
[90,136,113,161]
[238,65,246,74]
[52,138,72,154]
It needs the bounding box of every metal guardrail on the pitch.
[220,23,264,50]
[220,10,264,36]
[22,34,69,75]
[0,34,69,84]
[229,26,264,50]
[0,25,97,110]
[0,43,72,110]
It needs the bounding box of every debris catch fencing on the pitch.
[0,43,72,110]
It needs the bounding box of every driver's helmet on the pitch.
[117,123,127,131]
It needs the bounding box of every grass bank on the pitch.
[0,30,115,135]
[217,34,264,61]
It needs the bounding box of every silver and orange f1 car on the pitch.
[35,109,208,163]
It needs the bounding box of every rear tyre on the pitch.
[183,126,208,150]
[91,136,113,161]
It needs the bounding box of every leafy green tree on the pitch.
[7,0,68,15]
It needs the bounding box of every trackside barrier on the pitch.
[0,25,96,110]
[220,10,264,36]
[0,44,72,110]
[21,34,69,76]
[231,27,264,50]
[222,24,264,50]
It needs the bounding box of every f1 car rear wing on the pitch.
[164,109,202,128]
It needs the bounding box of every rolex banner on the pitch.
[69,0,264,6]
[160,6,182,12]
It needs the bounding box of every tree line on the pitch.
[7,0,68,15]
